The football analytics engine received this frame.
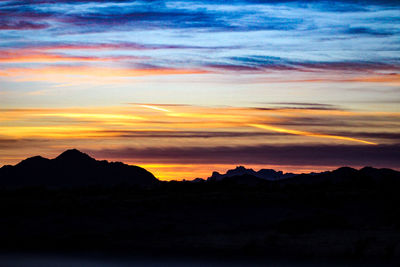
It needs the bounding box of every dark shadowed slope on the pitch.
[0,149,159,187]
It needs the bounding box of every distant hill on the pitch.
[206,165,400,187]
[0,149,159,188]
[208,166,296,181]
[280,166,400,186]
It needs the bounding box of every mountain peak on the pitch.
[208,166,295,181]
[0,149,159,187]
[16,155,50,168]
[226,166,256,176]
[55,149,95,163]
[234,166,247,170]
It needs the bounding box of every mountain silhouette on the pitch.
[206,165,400,187]
[3,150,399,188]
[208,166,295,181]
[55,148,96,163]
[1,152,400,262]
[0,149,159,188]
[276,166,400,187]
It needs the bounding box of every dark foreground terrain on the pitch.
[1,150,400,265]
[1,177,400,264]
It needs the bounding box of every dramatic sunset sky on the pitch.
[1,0,399,179]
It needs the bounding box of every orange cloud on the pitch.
[347,74,400,86]
[137,105,379,145]
[0,126,107,138]
[32,113,146,121]
[0,105,386,148]
[0,66,208,79]
[253,73,400,85]
[0,51,144,63]
[248,123,377,145]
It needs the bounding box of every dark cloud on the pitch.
[252,106,341,111]
[345,27,396,37]
[88,144,400,169]
[0,138,51,149]
[60,11,220,30]
[0,4,53,31]
[0,41,238,51]
[207,56,400,73]
[0,139,19,149]
[206,64,264,72]
[298,62,400,72]
[208,56,300,72]
[0,21,48,30]
[252,102,344,111]
[0,0,304,32]
[264,102,337,106]
[1,0,398,36]
[264,102,341,109]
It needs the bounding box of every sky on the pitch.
[0,0,399,180]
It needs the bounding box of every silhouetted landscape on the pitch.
[0,149,158,188]
[1,149,400,265]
